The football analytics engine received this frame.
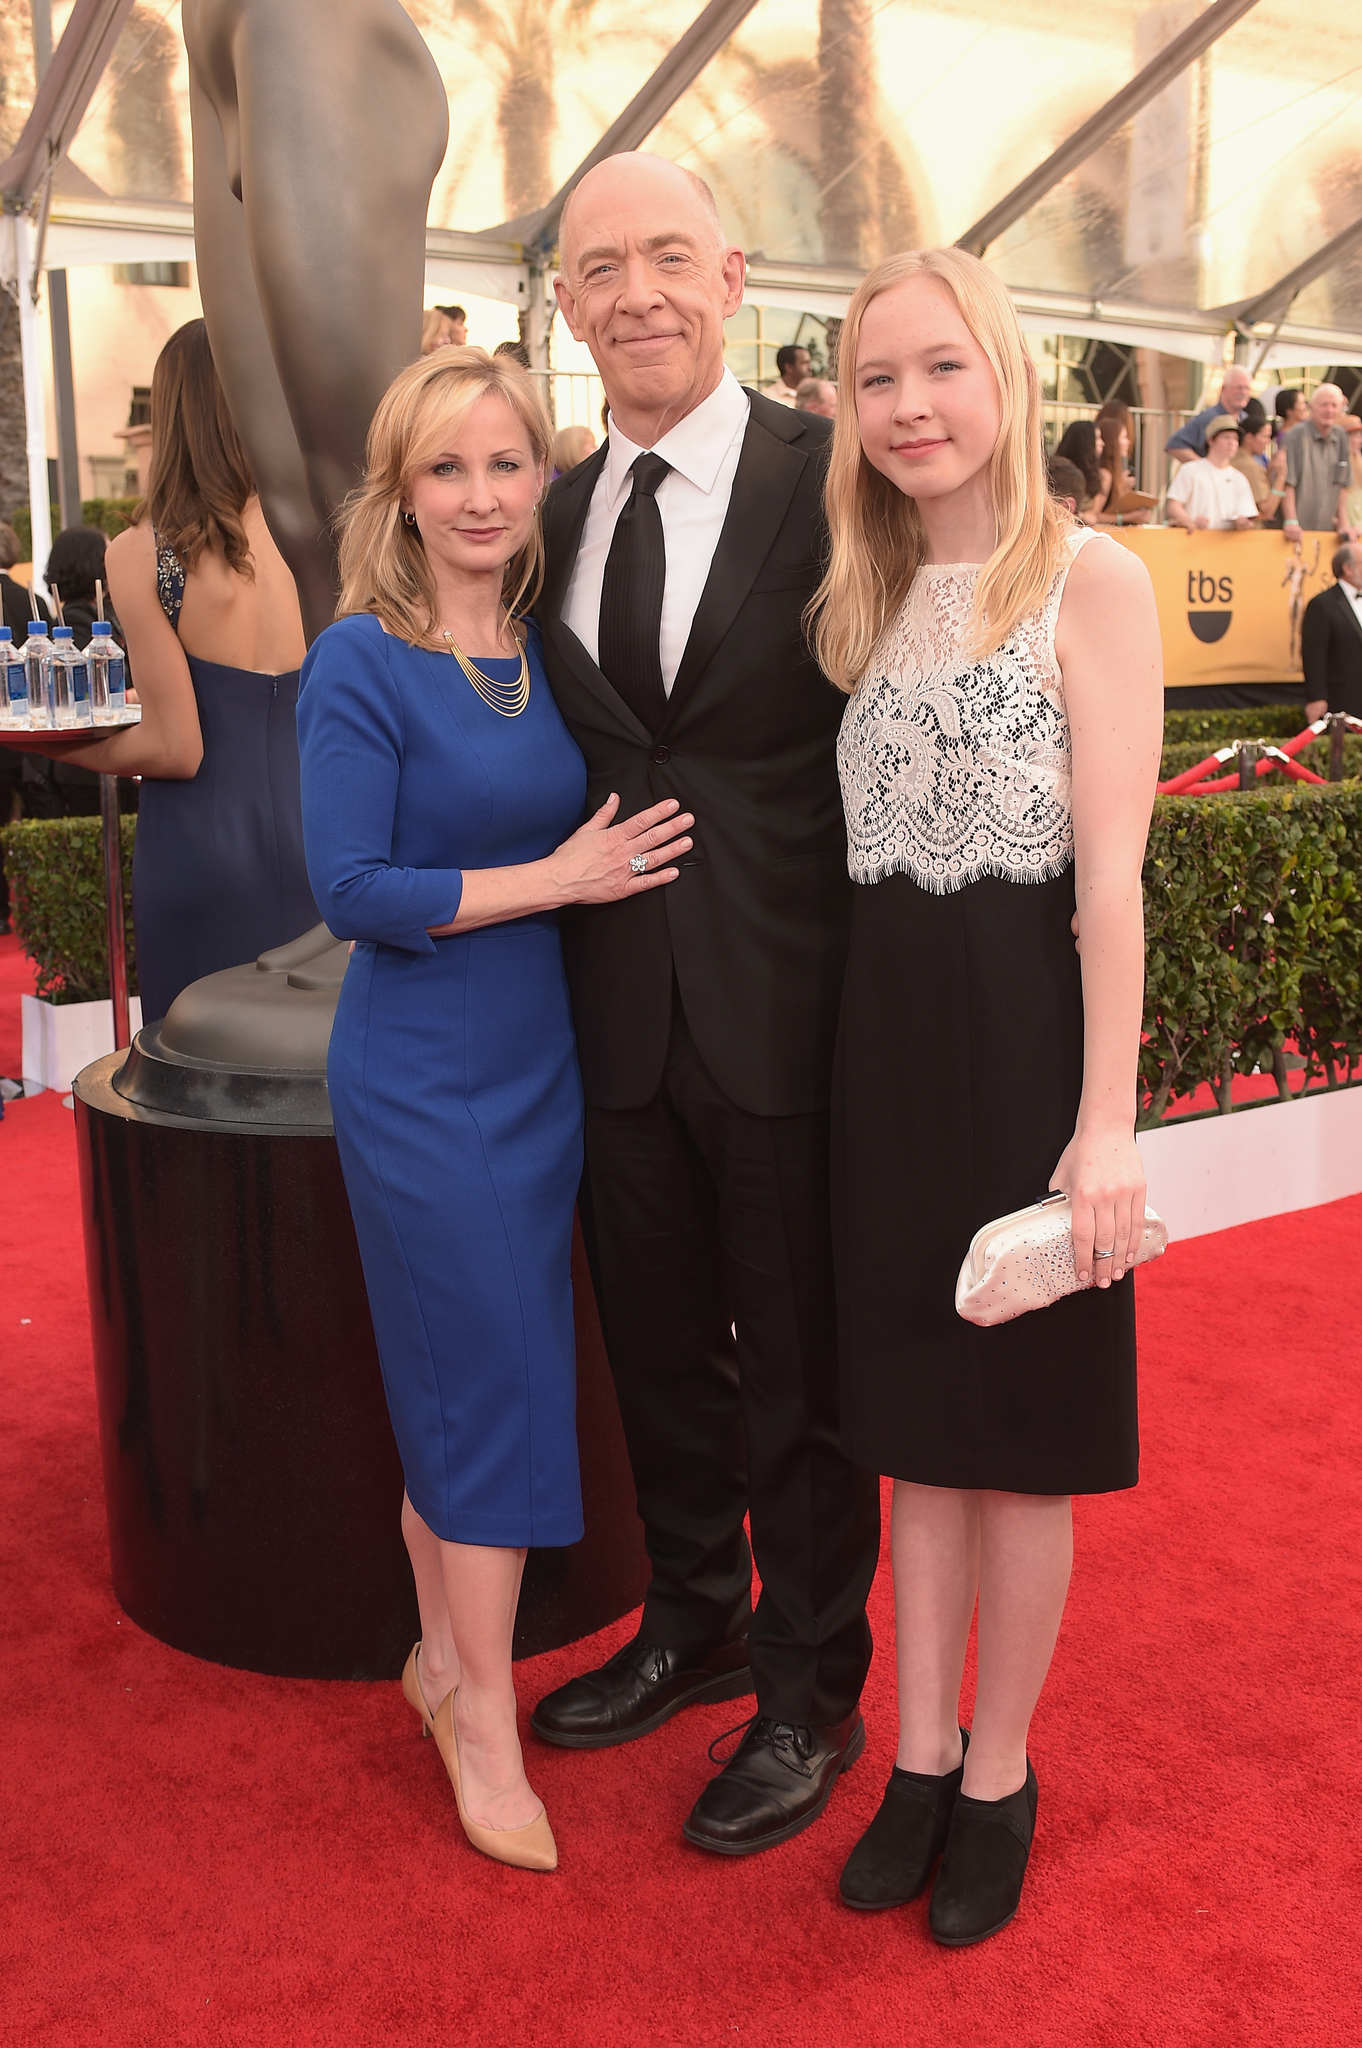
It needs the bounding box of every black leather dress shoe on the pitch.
[529,1633,752,1749]
[839,1730,969,1909]
[929,1760,1038,1947]
[681,1711,865,1857]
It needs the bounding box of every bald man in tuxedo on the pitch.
[529,154,879,1859]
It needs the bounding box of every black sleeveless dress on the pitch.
[131,538,318,1023]
[831,537,1138,1496]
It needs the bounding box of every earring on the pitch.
[403,510,417,526]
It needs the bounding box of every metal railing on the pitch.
[534,377,1199,512]
[529,369,608,440]
[1042,403,1195,502]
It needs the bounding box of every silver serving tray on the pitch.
[0,702,141,749]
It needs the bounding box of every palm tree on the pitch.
[0,4,37,517]
[412,0,605,222]
[108,4,187,201]
[817,0,921,269]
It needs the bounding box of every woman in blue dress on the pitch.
[298,349,692,1872]
[55,319,317,1022]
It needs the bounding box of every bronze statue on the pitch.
[183,0,449,640]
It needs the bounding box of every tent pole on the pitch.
[15,214,52,599]
[48,267,80,530]
[99,770,130,1051]
[526,263,553,418]
[955,0,1261,259]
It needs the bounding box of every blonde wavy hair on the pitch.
[810,247,1072,693]
[337,347,551,647]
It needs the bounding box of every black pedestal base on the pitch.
[73,1052,649,1678]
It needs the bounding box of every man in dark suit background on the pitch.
[1303,542,1362,722]
[531,152,880,1856]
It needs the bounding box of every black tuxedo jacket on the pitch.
[538,390,851,1118]
[1302,581,1362,717]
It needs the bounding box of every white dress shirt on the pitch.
[562,369,751,695]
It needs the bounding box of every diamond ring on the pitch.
[629,853,648,874]
[1093,1247,1114,1258]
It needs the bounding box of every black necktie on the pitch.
[598,452,672,731]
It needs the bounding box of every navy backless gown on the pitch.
[297,612,586,1549]
[131,537,318,1022]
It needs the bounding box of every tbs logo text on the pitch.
[1186,571,1232,644]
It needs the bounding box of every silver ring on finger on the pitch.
[1093,1247,1114,1259]
[629,853,648,874]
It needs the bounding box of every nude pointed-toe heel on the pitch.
[432,1691,558,1872]
[401,1643,436,1739]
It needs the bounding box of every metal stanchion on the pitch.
[98,771,130,1050]
[1237,742,1258,791]
[1329,713,1347,784]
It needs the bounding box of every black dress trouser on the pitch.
[580,993,880,1726]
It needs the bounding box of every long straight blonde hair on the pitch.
[336,347,552,647]
[810,248,1071,693]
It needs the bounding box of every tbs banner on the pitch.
[1106,528,1336,690]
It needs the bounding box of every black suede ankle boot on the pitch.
[839,1730,969,1910]
[929,1759,1038,1947]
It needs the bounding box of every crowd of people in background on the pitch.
[416,301,1362,542]
[1043,367,1362,540]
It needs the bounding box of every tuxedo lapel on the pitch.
[1333,580,1362,648]
[664,401,811,723]
[542,611,652,743]
[540,445,606,622]
[539,445,651,744]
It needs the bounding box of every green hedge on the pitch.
[10,498,140,553]
[1160,734,1362,783]
[1162,705,1306,747]
[4,795,1361,1129]
[0,816,138,1003]
[1142,785,1362,1122]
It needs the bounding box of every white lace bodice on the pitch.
[837,529,1102,893]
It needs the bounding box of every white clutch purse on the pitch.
[955,1192,1168,1328]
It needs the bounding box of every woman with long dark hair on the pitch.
[54,318,317,1020]
[1052,420,1100,507]
[1089,404,1151,526]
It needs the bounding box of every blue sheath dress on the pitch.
[297,612,587,1548]
[131,538,319,1023]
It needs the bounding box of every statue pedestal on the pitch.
[74,1047,648,1679]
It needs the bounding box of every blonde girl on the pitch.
[815,250,1162,1946]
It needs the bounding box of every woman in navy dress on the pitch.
[56,319,317,1022]
[298,349,692,1871]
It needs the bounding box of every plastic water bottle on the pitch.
[88,620,127,723]
[0,627,26,728]
[21,619,52,729]
[49,625,93,730]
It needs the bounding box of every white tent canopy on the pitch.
[4,0,1362,571]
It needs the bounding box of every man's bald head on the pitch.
[552,151,745,448]
[558,154,725,278]
[1218,364,1252,409]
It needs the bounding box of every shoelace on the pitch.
[707,1715,818,1776]
[615,1639,670,1685]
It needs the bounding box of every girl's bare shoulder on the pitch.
[104,521,156,578]
[1066,530,1154,602]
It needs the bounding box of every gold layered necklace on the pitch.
[441,617,530,718]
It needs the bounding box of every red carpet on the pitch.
[0,929,34,1078]
[2,1022,1360,2043]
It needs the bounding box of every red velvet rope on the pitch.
[1155,716,1361,797]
